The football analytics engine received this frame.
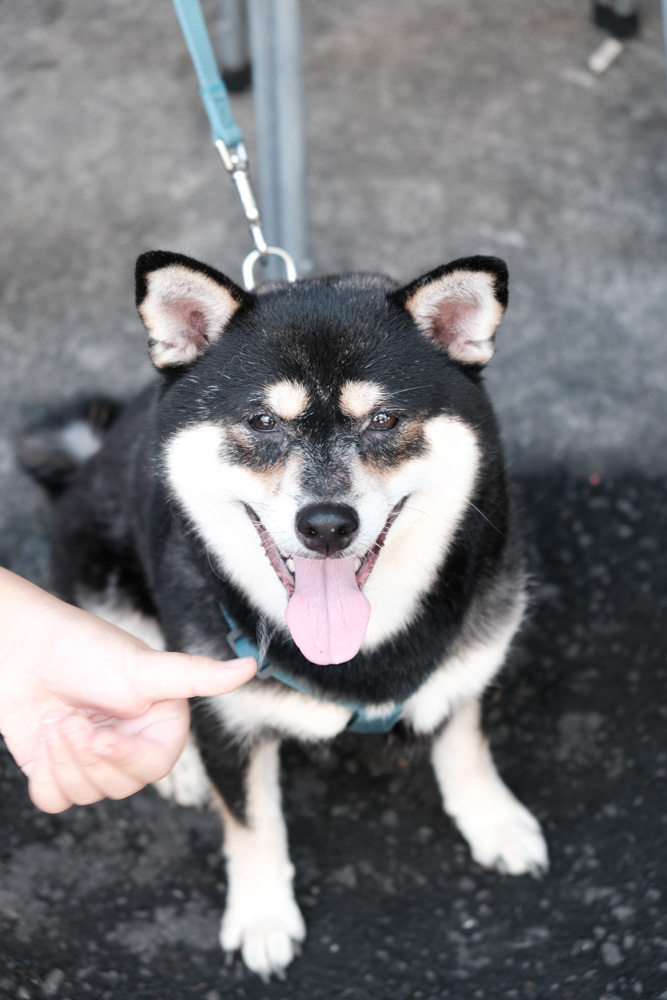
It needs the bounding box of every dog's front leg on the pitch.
[431,698,548,876]
[215,738,305,979]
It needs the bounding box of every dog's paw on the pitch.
[220,893,306,979]
[458,796,549,877]
[153,737,211,809]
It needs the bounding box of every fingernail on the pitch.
[225,657,257,670]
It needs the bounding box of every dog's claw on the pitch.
[493,855,508,875]
[528,859,549,879]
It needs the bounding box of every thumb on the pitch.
[129,649,257,705]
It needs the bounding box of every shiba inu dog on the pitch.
[21,250,548,978]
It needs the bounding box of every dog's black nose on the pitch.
[296,503,359,555]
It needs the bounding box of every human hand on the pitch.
[0,569,256,812]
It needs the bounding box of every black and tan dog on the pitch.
[22,251,548,977]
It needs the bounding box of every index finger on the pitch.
[128,651,256,706]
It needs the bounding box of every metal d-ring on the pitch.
[242,247,298,290]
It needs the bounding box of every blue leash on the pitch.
[171,0,244,149]
[171,0,297,289]
[219,603,403,736]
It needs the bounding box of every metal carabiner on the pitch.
[242,247,298,291]
[216,139,298,290]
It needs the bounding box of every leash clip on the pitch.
[215,139,297,291]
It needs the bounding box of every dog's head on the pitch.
[136,251,508,665]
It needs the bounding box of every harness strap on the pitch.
[218,602,403,735]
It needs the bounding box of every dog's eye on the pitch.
[248,413,277,432]
[369,411,399,431]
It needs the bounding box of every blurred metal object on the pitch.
[592,0,639,39]
[217,0,251,91]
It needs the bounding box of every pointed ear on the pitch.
[394,256,508,366]
[135,251,249,370]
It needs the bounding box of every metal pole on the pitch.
[247,0,309,281]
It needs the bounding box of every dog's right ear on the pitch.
[135,251,249,370]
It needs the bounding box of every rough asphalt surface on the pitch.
[1,2,666,999]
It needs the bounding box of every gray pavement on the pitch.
[1,2,667,998]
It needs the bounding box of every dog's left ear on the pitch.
[394,256,508,366]
[135,251,249,370]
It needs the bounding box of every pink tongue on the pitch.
[285,556,371,665]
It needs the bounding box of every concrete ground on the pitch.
[1,1,666,998]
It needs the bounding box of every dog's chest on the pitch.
[203,595,523,744]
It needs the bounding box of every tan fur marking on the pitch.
[225,427,277,483]
[339,380,385,420]
[362,421,426,473]
[265,381,310,421]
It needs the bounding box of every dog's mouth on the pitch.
[245,499,406,665]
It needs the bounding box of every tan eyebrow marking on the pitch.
[339,380,385,419]
[264,380,310,421]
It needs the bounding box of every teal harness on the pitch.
[219,604,403,735]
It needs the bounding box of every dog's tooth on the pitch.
[355,557,362,573]
[286,557,295,574]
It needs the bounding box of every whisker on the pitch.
[385,383,438,397]
[400,503,441,535]
[206,548,226,583]
[467,501,501,533]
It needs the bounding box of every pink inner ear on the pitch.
[183,307,210,354]
[429,299,478,350]
[166,302,211,354]
[142,263,242,369]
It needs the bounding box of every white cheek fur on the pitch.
[353,416,480,649]
[164,415,480,648]
[164,423,292,627]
